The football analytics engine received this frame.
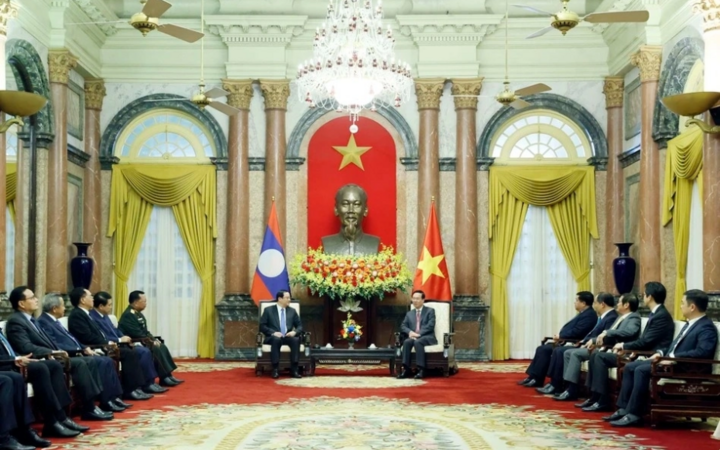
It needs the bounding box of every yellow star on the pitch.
[417,246,445,284]
[332,135,372,170]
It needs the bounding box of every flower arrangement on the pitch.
[289,245,412,301]
[339,312,362,344]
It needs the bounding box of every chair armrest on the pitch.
[132,337,155,347]
[87,343,120,359]
[256,332,264,347]
[46,351,70,371]
[302,332,311,347]
[394,332,402,348]
[443,333,454,347]
[650,356,720,379]
[541,336,555,345]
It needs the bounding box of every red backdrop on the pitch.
[307,117,397,250]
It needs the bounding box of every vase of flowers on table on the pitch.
[339,312,362,349]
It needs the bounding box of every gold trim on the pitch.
[630,45,663,83]
[48,50,78,85]
[259,79,290,110]
[451,78,484,110]
[0,0,17,37]
[222,79,254,110]
[415,78,445,110]
[84,79,106,110]
[603,76,624,108]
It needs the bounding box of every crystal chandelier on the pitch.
[295,0,413,133]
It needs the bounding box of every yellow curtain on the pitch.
[662,125,704,317]
[6,163,16,221]
[489,166,599,360]
[108,164,217,357]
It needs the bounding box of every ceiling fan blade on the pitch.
[583,10,649,24]
[142,0,172,18]
[208,101,240,116]
[157,24,204,43]
[526,26,554,39]
[512,4,555,16]
[515,83,552,97]
[510,99,531,110]
[204,87,230,99]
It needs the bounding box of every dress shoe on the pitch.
[582,402,612,413]
[0,435,34,450]
[114,398,133,408]
[517,377,532,385]
[101,401,126,412]
[160,377,179,387]
[414,370,425,380]
[17,428,51,448]
[143,384,168,394]
[602,409,626,422]
[535,384,555,395]
[522,378,539,388]
[552,390,577,401]
[574,398,595,408]
[62,418,89,432]
[126,389,153,400]
[290,370,302,379]
[397,369,409,379]
[271,369,280,379]
[169,376,184,384]
[610,414,642,427]
[42,422,80,438]
[81,408,113,421]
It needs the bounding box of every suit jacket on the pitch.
[601,311,642,346]
[259,305,302,338]
[68,307,108,346]
[0,333,19,371]
[663,315,718,359]
[400,307,437,344]
[118,306,154,339]
[559,307,597,340]
[37,313,84,355]
[623,304,674,352]
[581,310,618,344]
[6,311,59,358]
[89,309,124,342]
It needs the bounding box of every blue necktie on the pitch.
[668,322,690,355]
[0,332,15,357]
[280,308,287,336]
[55,320,82,349]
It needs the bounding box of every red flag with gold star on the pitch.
[413,203,452,301]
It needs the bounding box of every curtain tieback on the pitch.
[114,270,130,283]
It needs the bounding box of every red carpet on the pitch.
[46,360,718,449]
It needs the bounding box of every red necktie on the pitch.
[415,310,421,334]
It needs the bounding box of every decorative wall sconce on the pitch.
[0,90,48,133]
[661,92,720,134]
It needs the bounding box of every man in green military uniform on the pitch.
[118,291,183,387]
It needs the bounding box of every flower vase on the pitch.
[70,242,95,289]
[613,243,636,295]
[348,342,354,350]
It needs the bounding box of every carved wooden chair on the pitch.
[255,300,311,376]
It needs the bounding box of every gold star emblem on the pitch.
[417,246,445,284]
[332,135,372,170]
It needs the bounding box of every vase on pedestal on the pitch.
[348,342,354,350]
[70,242,95,289]
[613,243,636,295]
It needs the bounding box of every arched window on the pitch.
[490,109,591,164]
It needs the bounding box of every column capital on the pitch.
[693,0,720,32]
[415,78,445,110]
[258,79,290,110]
[451,78,484,110]
[48,50,78,84]
[222,79,254,110]
[84,79,106,110]
[630,45,663,83]
[0,0,18,37]
[603,76,625,108]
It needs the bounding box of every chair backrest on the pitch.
[109,314,119,328]
[258,300,301,321]
[59,316,69,330]
[713,322,720,375]
[0,320,5,335]
[672,320,686,338]
[640,317,648,333]
[421,300,451,342]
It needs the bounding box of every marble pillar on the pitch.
[0,1,15,295]
[695,1,720,290]
[451,78,483,300]
[222,79,254,296]
[415,78,445,253]
[259,80,290,243]
[603,77,625,292]
[631,46,662,286]
[46,50,77,294]
[83,79,105,292]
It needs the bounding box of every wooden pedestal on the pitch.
[323,297,377,349]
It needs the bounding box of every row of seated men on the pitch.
[0,286,183,450]
[518,281,718,428]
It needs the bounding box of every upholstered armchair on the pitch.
[255,300,311,376]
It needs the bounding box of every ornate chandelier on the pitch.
[295,0,413,133]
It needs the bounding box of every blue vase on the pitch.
[613,243,636,295]
[70,242,94,289]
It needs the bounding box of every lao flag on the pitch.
[250,202,290,305]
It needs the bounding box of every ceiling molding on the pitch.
[72,0,119,37]
[204,15,307,44]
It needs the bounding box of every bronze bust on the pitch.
[321,184,380,255]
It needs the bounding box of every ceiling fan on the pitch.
[515,0,650,39]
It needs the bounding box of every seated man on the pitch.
[118,291,183,387]
[585,282,674,414]
[567,293,641,411]
[518,291,597,388]
[259,290,303,379]
[609,289,719,427]
[87,291,161,397]
[549,292,618,400]
[0,332,84,439]
[397,290,437,380]
[6,286,113,422]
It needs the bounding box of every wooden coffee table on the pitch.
[309,347,397,376]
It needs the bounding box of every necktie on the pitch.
[669,322,690,355]
[280,308,287,336]
[28,317,40,333]
[0,332,15,357]
[55,321,82,349]
[415,310,421,334]
[610,314,626,330]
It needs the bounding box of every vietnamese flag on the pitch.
[413,203,452,301]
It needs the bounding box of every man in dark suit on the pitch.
[609,289,718,427]
[118,291,182,387]
[549,292,618,400]
[585,282,675,413]
[518,291,597,389]
[567,293,642,411]
[259,290,303,379]
[88,291,161,397]
[0,330,83,440]
[397,290,437,380]
[5,286,113,422]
